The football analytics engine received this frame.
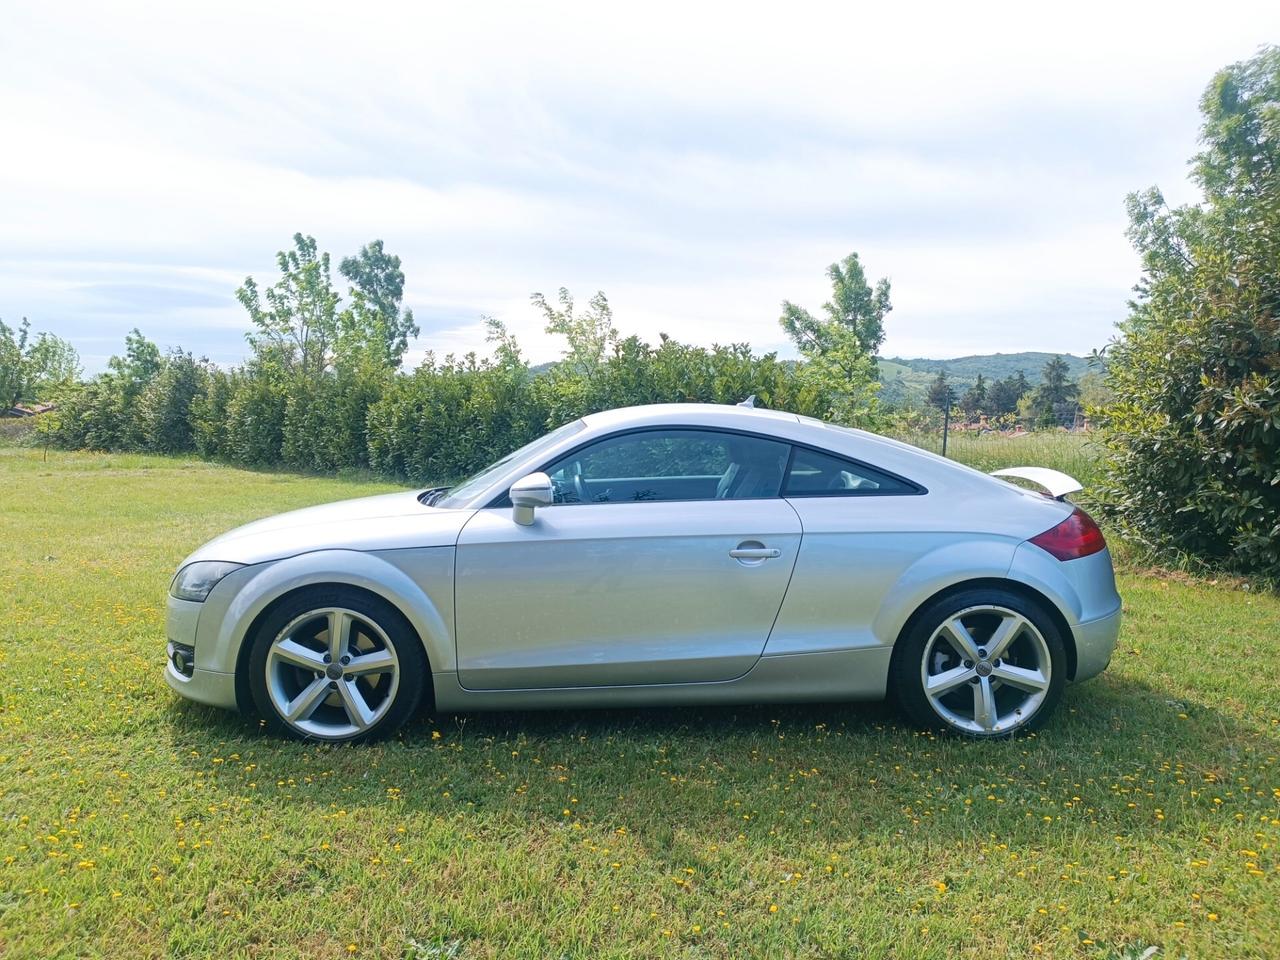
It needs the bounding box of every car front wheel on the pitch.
[247,587,426,743]
[891,588,1067,738]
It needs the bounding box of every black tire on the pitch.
[246,586,427,744]
[890,587,1067,739]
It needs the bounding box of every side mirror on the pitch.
[510,472,554,526]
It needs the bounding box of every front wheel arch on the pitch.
[233,582,434,718]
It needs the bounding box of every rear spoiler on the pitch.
[990,467,1082,501]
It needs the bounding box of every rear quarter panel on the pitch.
[765,470,1080,662]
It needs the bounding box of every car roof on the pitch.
[581,402,802,430]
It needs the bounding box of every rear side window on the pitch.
[783,448,917,497]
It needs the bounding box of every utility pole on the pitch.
[942,403,950,458]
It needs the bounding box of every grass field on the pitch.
[894,430,1104,492]
[1,445,1277,959]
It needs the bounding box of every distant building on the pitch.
[3,403,56,418]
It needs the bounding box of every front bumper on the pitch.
[165,594,239,710]
[1071,604,1122,682]
[165,659,239,709]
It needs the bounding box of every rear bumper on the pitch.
[1071,604,1121,682]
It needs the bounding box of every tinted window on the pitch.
[783,448,915,496]
[439,419,585,507]
[544,430,789,504]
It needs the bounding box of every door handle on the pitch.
[729,546,782,559]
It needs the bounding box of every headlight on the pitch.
[170,561,244,602]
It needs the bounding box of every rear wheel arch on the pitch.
[890,577,1078,682]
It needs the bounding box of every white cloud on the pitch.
[1,0,1277,370]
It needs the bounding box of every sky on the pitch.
[2,2,1278,374]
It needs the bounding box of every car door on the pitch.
[454,428,802,690]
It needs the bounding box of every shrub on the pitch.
[1096,47,1280,576]
[138,351,207,454]
[224,365,287,466]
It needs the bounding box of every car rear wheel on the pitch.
[891,588,1066,738]
[247,587,426,743]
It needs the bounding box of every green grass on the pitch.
[1,447,1277,959]
[892,429,1104,491]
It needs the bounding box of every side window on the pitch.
[783,448,916,497]
[543,430,789,504]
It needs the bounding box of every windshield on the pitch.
[435,420,586,508]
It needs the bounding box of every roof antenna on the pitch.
[737,395,757,408]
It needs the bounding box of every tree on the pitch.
[779,252,891,423]
[534,288,618,378]
[1096,46,1280,576]
[106,328,162,406]
[1031,355,1079,426]
[986,372,1028,418]
[780,252,891,361]
[338,240,420,369]
[959,373,987,419]
[926,370,955,411]
[236,233,340,379]
[0,317,81,409]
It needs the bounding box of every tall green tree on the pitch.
[925,370,954,411]
[1031,355,1079,426]
[106,328,162,405]
[986,372,1028,417]
[1,318,81,409]
[959,373,987,419]
[534,287,618,378]
[1097,46,1280,576]
[780,252,891,361]
[236,233,340,379]
[338,240,420,369]
[780,252,891,423]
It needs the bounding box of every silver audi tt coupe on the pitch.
[166,403,1121,742]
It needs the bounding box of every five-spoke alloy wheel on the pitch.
[247,588,426,743]
[892,588,1066,738]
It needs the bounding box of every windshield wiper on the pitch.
[417,486,451,506]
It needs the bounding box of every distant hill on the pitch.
[882,352,1091,383]
[877,352,1093,407]
[530,351,1091,407]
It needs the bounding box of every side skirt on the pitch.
[431,647,891,712]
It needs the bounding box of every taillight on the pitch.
[1028,507,1106,561]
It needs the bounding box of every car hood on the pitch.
[183,491,476,566]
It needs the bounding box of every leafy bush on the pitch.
[1097,46,1280,576]
[191,367,235,459]
[224,364,288,466]
[138,351,207,454]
